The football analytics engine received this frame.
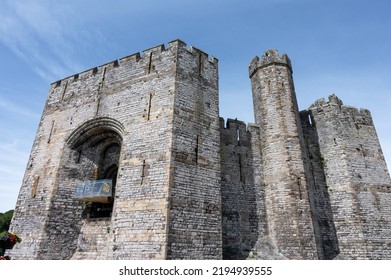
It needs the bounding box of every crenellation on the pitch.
[311,95,375,128]
[119,52,141,63]
[142,43,166,56]
[249,49,292,78]
[8,41,391,260]
[49,42,178,89]
[328,93,343,107]
[186,45,218,65]
[97,59,121,70]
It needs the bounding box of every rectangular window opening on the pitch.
[147,93,153,121]
[148,52,153,74]
[198,54,203,75]
[76,150,82,163]
[195,135,200,165]
[308,114,313,126]
[239,154,244,183]
[141,160,146,185]
[47,120,55,143]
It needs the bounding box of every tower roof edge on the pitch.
[249,49,292,78]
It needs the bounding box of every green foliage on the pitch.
[0,210,14,233]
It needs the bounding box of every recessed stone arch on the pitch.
[66,117,125,149]
[66,117,124,218]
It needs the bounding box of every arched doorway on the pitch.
[66,117,124,218]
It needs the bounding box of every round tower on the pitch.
[249,50,319,259]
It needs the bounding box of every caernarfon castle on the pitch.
[9,40,391,260]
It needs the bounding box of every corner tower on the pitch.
[249,50,319,259]
[308,95,391,259]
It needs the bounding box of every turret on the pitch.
[249,50,320,259]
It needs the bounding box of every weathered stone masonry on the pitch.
[9,40,391,259]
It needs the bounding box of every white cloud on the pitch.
[0,97,41,119]
[0,0,111,81]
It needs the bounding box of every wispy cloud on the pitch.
[0,0,110,82]
[0,96,41,119]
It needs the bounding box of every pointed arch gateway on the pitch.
[67,117,125,218]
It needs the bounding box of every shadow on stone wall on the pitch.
[220,118,261,259]
[300,110,340,260]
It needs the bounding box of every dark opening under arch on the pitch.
[67,117,124,218]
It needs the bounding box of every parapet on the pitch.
[50,39,217,88]
[311,94,343,109]
[220,117,260,147]
[309,94,374,126]
[249,49,292,78]
[220,117,245,129]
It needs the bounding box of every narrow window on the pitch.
[195,135,200,165]
[47,120,55,143]
[147,92,153,121]
[76,150,82,163]
[61,81,68,101]
[238,154,244,183]
[198,53,203,75]
[141,160,146,185]
[31,176,40,198]
[308,114,313,126]
[99,67,107,91]
[102,67,107,81]
[148,52,153,74]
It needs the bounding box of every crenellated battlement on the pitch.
[220,118,259,134]
[186,45,218,64]
[51,39,217,88]
[220,117,259,148]
[220,117,247,130]
[249,49,292,78]
[310,94,374,126]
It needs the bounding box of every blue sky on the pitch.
[1,0,390,212]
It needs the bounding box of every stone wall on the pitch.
[220,118,265,259]
[10,41,182,259]
[300,110,340,259]
[167,43,222,259]
[309,95,391,259]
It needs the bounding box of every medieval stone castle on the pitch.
[9,40,391,260]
